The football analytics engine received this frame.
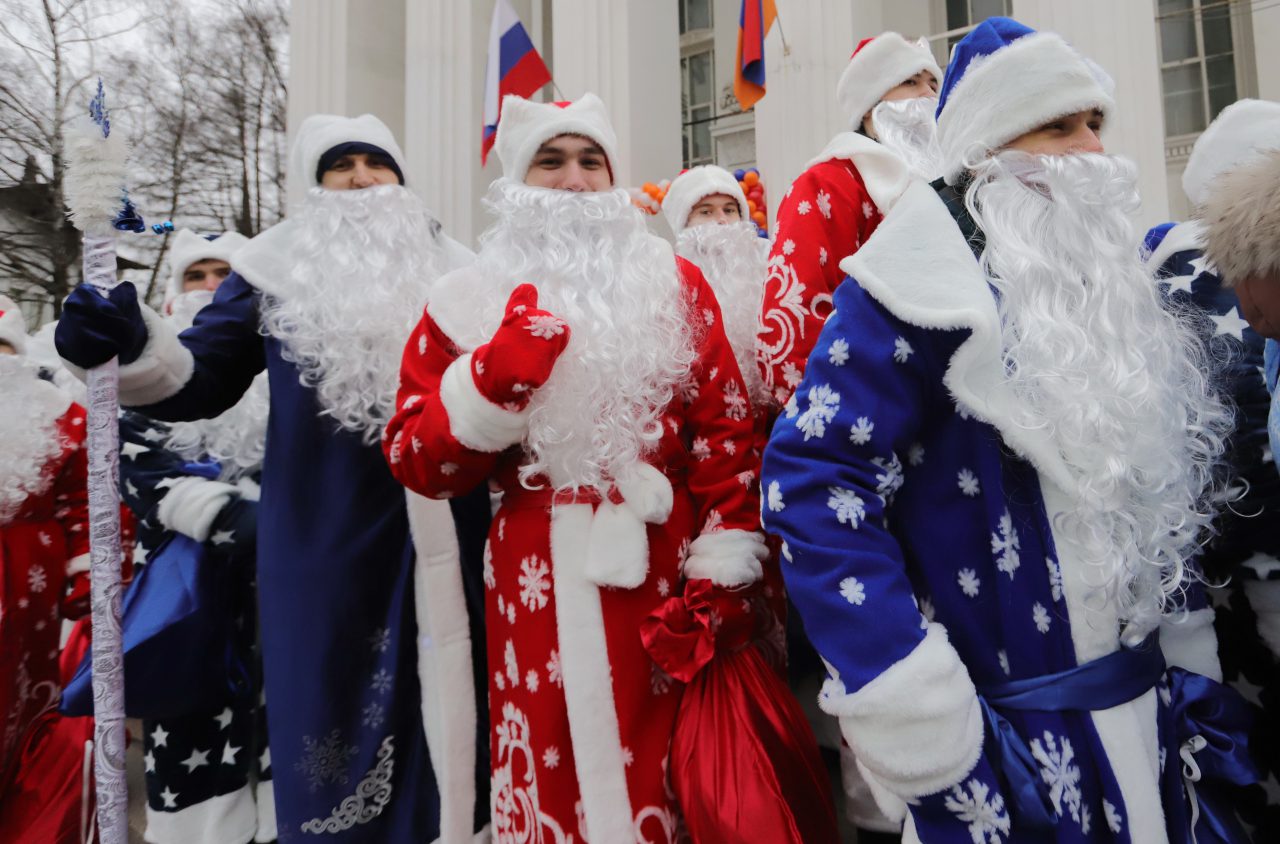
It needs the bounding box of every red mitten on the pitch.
[472,284,570,408]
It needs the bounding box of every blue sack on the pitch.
[61,533,249,719]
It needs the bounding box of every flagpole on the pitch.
[773,6,792,56]
[64,79,130,844]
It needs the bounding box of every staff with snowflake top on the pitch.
[763,17,1258,843]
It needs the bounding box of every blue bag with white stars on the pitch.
[61,531,250,718]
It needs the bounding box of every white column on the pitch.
[550,0,681,189]
[1252,5,1280,102]
[287,0,407,202]
[750,1,881,222]
[1012,0,1172,227]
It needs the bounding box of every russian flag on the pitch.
[733,0,777,112]
[482,0,553,164]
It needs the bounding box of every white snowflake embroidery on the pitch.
[827,487,866,529]
[439,462,457,476]
[958,468,980,497]
[780,540,792,563]
[1030,732,1084,826]
[703,509,724,533]
[1103,799,1122,833]
[783,392,799,419]
[621,747,635,767]
[504,640,519,686]
[991,511,1021,578]
[958,568,981,598]
[767,480,785,512]
[543,746,560,769]
[1046,557,1063,602]
[735,470,755,487]
[703,307,716,326]
[525,669,539,692]
[506,602,516,624]
[723,380,748,421]
[819,246,828,266]
[839,576,866,606]
[781,238,796,256]
[417,334,427,355]
[546,651,563,688]
[370,669,393,694]
[401,394,422,410]
[1032,602,1051,633]
[517,556,551,612]
[828,337,850,366]
[848,416,874,445]
[998,650,1010,675]
[27,567,47,593]
[816,190,832,219]
[294,729,358,792]
[525,314,567,339]
[781,362,802,390]
[691,437,712,461]
[862,200,875,219]
[893,336,914,363]
[723,439,737,455]
[796,200,812,215]
[907,443,925,466]
[361,702,385,729]
[368,628,390,654]
[657,577,671,597]
[872,453,904,505]
[943,779,1010,843]
[796,384,840,440]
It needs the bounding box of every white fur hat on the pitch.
[0,294,28,355]
[662,165,750,234]
[165,229,250,302]
[836,33,943,131]
[290,113,409,189]
[1182,99,1280,208]
[935,18,1114,185]
[495,93,620,183]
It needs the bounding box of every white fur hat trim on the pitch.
[1182,98,1280,208]
[662,165,750,234]
[837,33,942,131]
[495,93,620,184]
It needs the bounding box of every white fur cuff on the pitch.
[438,353,530,453]
[66,553,91,577]
[1160,607,1223,682]
[824,623,984,801]
[101,304,195,406]
[682,528,767,587]
[156,476,238,542]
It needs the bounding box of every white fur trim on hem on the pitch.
[936,32,1114,185]
[584,462,675,589]
[253,779,277,843]
[143,784,258,844]
[807,131,912,217]
[116,304,195,407]
[681,529,767,587]
[438,353,530,453]
[821,623,984,802]
[549,503,634,842]
[156,477,238,542]
[405,491,478,844]
[1160,607,1222,682]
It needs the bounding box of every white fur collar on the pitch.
[840,180,1078,495]
[1142,220,1204,275]
[228,219,299,299]
[806,131,913,213]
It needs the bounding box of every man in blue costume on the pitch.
[55,114,491,842]
[763,18,1253,843]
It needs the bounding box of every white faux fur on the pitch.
[66,553,91,577]
[936,32,1114,185]
[1143,221,1205,277]
[438,353,530,453]
[583,499,650,588]
[405,490,479,844]
[1200,148,1280,285]
[143,784,258,844]
[254,779,277,842]
[821,623,984,803]
[836,33,941,131]
[843,179,1079,495]
[806,131,913,216]
[63,303,196,408]
[1182,99,1280,207]
[549,503,634,842]
[291,113,410,188]
[495,94,620,183]
[614,462,673,524]
[155,476,238,542]
[681,528,767,587]
[1160,607,1222,682]
[164,229,249,303]
[839,744,903,831]
[63,114,129,236]
[662,165,749,235]
[0,295,27,354]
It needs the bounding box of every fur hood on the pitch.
[1200,148,1280,286]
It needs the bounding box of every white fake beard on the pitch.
[475,178,697,493]
[260,185,445,444]
[676,221,770,408]
[167,289,215,333]
[0,355,66,523]
[165,372,270,481]
[870,97,943,182]
[967,151,1229,637]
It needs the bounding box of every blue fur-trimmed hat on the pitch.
[935,17,1115,184]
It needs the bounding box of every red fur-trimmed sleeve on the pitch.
[678,259,769,586]
[383,307,518,499]
[757,159,882,406]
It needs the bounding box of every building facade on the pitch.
[289,0,1279,243]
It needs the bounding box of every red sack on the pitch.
[641,579,838,843]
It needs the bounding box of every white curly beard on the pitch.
[0,355,68,523]
[870,96,943,182]
[473,178,698,492]
[967,151,1230,636]
[259,185,447,444]
[676,221,771,408]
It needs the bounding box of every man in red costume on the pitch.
[384,94,774,841]
[757,32,941,405]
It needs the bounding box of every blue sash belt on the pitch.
[975,636,1257,841]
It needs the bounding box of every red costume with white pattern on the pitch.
[386,251,765,841]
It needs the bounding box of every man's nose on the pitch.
[1071,125,1104,155]
[559,162,590,192]
[202,275,220,291]
[351,162,376,187]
